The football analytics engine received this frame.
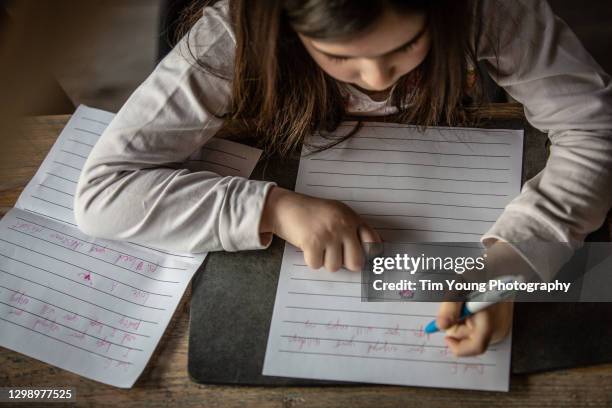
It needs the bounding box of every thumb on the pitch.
[436,302,463,330]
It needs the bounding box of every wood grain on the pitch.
[0,106,611,407]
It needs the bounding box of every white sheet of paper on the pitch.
[263,122,524,391]
[0,105,262,388]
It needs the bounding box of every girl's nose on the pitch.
[360,59,395,91]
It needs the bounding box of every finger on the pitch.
[436,302,463,330]
[445,328,492,357]
[444,322,472,339]
[343,235,364,272]
[358,223,382,244]
[303,245,324,270]
[324,243,343,272]
[358,224,383,259]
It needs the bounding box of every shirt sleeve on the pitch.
[475,0,612,280]
[74,1,276,254]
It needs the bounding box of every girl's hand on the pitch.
[435,301,513,357]
[434,241,533,356]
[260,186,381,272]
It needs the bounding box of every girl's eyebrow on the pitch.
[310,22,429,59]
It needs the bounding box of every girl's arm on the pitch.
[439,0,612,356]
[74,1,275,254]
[476,0,612,281]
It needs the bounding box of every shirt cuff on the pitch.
[218,178,277,251]
[480,208,578,282]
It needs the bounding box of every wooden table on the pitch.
[1,105,611,407]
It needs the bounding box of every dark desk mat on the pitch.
[188,120,612,384]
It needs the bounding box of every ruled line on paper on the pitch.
[74,127,102,136]
[348,135,512,145]
[335,198,505,209]
[185,159,241,172]
[310,158,510,170]
[200,146,247,160]
[0,269,158,323]
[285,306,437,318]
[264,122,521,390]
[52,161,82,171]
[2,104,268,387]
[334,121,518,134]
[60,149,88,160]
[45,172,78,183]
[0,285,150,337]
[0,317,134,365]
[306,183,509,197]
[328,146,511,158]
[0,251,167,310]
[277,350,496,367]
[308,171,510,183]
[81,117,110,126]
[1,235,174,297]
[359,213,498,222]
[13,215,187,273]
[67,139,95,148]
[0,301,144,352]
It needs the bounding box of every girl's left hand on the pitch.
[435,301,514,357]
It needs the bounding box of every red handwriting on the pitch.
[95,337,112,353]
[334,335,356,349]
[399,289,414,299]
[131,289,149,304]
[89,319,104,334]
[9,292,29,305]
[68,331,86,341]
[407,344,426,354]
[77,272,94,285]
[48,232,85,250]
[33,319,60,333]
[384,324,401,336]
[8,308,23,316]
[413,324,429,340]
[62,313,78,322]
[439,346,452,357]
[287,334,320,350]
[354,326,374,336]
[121,333,136,345]
[367,341,398,354]
[114,254,158,274]
[88,244,109,254]
[11,221,43,234]
[118,317,141,331]
[303,320,316,329]
[112,361,131,371]
[40,304,55,316]
[325,319,349,331]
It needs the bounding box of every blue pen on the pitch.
[424,275,523,334]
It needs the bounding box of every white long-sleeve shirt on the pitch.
[74,0,612,281]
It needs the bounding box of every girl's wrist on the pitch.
[260,186,289,238]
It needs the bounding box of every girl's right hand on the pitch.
[259,186,381,272]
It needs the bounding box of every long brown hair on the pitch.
[178,0,486,156]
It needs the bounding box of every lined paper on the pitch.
[0,105,263,387]
[263,122,523,391]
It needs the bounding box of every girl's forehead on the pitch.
[300,8,427,59]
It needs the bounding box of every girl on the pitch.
[74,0,612,357]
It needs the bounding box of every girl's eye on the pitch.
[328,55,349,63]
[398,40,418,53]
